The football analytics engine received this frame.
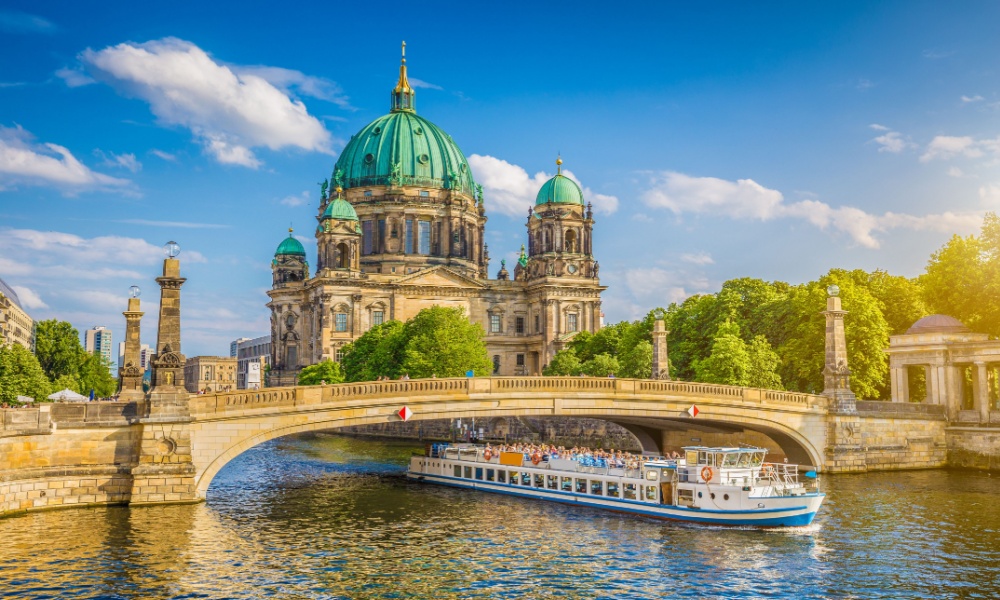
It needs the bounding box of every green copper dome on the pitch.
[535,173,584,206]
[275,232,306,257]
[322,197,359,221]
[331,49,475,196]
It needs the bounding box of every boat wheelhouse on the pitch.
[407,444,824,527]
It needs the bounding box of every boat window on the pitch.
[723,453,739,468]
[607,482,620,498]
[547,475,558,490]
[645,486,658,502]
[575,478,587,493]
[475,468,484,480]
[645,470,658,481]
[522,473,531,485]
[715,453,726,467]
[561,476,573,491]
[510,471,519,485]
[590,480,603,495]
[454,466,461,478]
[624,483,637,500]
[497,470,507,484]
[534,474,544,488]
[753,453,765,467]
[486,469,495,482]
[464,466,472,479]
[698,451,709,465]
[686,450,698,465]
[737,453,752,468]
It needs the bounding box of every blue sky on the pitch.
[2,1,999,356]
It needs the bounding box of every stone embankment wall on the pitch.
[946,427,1000,470]
[0,402,142,518]
[826,402,949,472]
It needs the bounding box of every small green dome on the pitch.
[535,173,584,206]
[322,198,359,221]
[275,232,306,257]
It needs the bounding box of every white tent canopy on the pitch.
[47,388,88,402]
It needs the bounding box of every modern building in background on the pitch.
[230,337,249,358]
[85,326,114,375]
[0,277,34,350]
[235,335,271,389]
[184,356,237,394]
[266,49,605,385]
[117,342,152,371]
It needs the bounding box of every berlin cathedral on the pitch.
[267,45,606,385]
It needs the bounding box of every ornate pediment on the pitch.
[152,351,183,368]
[393,266,486,289]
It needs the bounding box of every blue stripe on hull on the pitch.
[408,473,820,527]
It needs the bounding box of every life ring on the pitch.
[483,449,493,461]
[760,463,774,475]
[701,466,714,481]
[531,452,542,466]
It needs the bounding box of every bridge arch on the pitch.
[188,378,830,497]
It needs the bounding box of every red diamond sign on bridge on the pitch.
[397,406,413,422]
[687,404,700,418]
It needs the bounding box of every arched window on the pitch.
[492,355,501,374]
[565,229,577,253]
[336,242,349,269]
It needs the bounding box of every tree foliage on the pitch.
[542,349,582,376]
[340,307,491,381]
[77,353,116,398]
[0,344,51,404]
[298,359,345,386]
[34,320,83,382]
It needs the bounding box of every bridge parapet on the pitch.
[189,377,829,418]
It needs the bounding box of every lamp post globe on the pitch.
[827,284,840,297]
[164,241,181,258]
[128,285,141,298]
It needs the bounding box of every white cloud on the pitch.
[0,10,55,34]
[642,171,783,220]
[150,149,176,162]
[0,228,206,268]
[680,252,714,265]
[468,154,619,217]
[0,125,131,193]
[872,131,909,153]
[280,190,310,207]
[631,213,654,223]
[55,67,95,87]
[948,167,964,178]
[980,183,1000,207]
[409,78,443,90]
[920,135,984,162]
[641,171,983,249]
[10,285,46,309]
[869,123,889,131]
[961,95,984,103]
[78,38,333,168]
[97,150,142,172]
[232,65,351,108]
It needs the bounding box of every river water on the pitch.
[1,433,999,599]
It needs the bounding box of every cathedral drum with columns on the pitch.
[266,45,606,385]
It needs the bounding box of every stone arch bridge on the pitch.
[186,377,829,498]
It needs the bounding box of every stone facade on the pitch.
[0,277,34,350]
[184,356,237,393]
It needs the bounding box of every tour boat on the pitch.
[407,444,825,527]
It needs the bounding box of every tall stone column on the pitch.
[132,241,197,506]
[651,310,670,380]
[117,288,145,402]
[975,362,990,424]
[821,285,857,413]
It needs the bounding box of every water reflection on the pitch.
[1,433,1000,599]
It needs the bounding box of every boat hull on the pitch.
[407,470,824,527]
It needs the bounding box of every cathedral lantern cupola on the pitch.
[316,187,362,274]
[272,228,309,287]
[524,157,598,280]
[391,41,416,113]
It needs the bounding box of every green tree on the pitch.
[34,320,83,381]
[341,321,405,382]
[581,353,620,377]
[865,270,927,335]
[400,306,492,378]
[298,359,345,385]
[618,340,652,379]
[49,373,80,394]
[746,335,782,389]
[694,320,750,386]
[543,349,582,376]
[77,353,116,398]
[0,344,51,404]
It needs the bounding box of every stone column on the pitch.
[117,294,145,401]
[975,362,990,424]
[651,313,670,380]
[890,366,906,402]
[133,248,197,506]
[821,287,857,413]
